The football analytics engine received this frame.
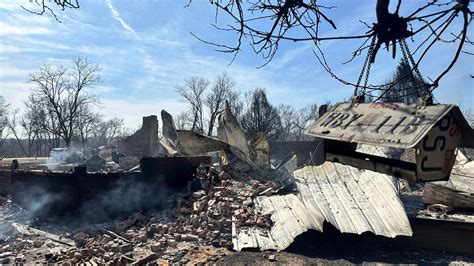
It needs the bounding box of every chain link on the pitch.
[363,54,373,92]
[354,36,376,96]
[400,39,430,96]
[355,37,430,99]
[401,39,423,82]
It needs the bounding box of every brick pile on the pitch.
[0,164,276,264]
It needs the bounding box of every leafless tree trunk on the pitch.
[0,96,10,153]
[293,103,318,141]
[205,73,239,136]
[29,58,101,147]
[93,117,124,147]
[6,111,29,156]
[75,105,101,150]
[277,104,296,141]
[176,77,209,134]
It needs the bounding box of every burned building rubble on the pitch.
[0,100,473,264]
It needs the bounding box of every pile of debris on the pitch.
[0,163,278,264]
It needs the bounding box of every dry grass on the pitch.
[0,157,48,167]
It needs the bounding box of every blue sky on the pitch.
[0,0,472,128]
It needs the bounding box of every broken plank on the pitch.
[11,222,75,246]
[100,227,131,243]
[423,182,474,210]
[132,253,158,265]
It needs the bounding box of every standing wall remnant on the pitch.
[119,115,162,157]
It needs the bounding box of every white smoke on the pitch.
[45,147,85,171]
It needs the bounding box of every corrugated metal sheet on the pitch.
[232,194,319,251]
[295,164,412,236]
[306,102,458,149]
[233,161,412,251]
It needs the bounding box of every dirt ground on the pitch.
[220,228,474,265]
[0,158,474,265]
[0,157,48,168]
[1,199,473,265]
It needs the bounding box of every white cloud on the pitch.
[1,37,73,55]
[104,0,162,92]
[0,1,19,11]
[268,42,313,70]
[93,85,115,94]
[0,22,52,35]
[76,45,124,56]
[0,44,21,54]
[0,81,34,112]
[105,0,136,35]
[0,65,31,78]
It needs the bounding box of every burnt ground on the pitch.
[1,200,473,265]
[1,162,473,265]
[221,225,473,265]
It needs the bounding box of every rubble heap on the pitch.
[0,164,275,264]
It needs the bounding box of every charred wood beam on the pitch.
[423,182,474,210]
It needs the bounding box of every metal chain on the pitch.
[363,53,373,91]
[401,39,425,84]
[400,39,430,96]
[354,35,377,96]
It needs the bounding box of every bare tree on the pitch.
[21,1,472,95]
[293,103,318,141]
[6,110,29,156]
[205,73,241,136]
[176,77,209,134]
[241,88,282,140]
[75,105,102,150]
[94,117,124,147]
[29,58,101,147]
[277,104,296,141]
[175,111,193,130]
[16,95,61,156]
[276,103,318,141]
[26,95,60,156]
[0,96,10,153]
[7,106,44,157]
[20,95,49,156]
[190,0,472,97]
[20,0,80,22]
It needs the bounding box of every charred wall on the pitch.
[3,156,211,220]
[141,156,211,187]
[118,115,161,157]
[0,170,11,196]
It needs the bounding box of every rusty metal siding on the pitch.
[233,161,412,251]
